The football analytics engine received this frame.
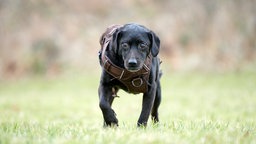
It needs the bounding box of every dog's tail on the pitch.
[156,58,163,81]
[159,70,163,79]
[159,58,163,79]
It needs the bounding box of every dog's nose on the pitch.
[128,58,137,67]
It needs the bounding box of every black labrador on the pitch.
[98,23,161,127]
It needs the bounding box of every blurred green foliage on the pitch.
[0,0,255,78]
[30,39,59,75]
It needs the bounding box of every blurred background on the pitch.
[0,0,255,79]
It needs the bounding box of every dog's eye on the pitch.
[139,43,148,50]
[121,43,129,50]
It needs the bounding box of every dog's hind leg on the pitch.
[151,80,161,123]
[137,82,157,127]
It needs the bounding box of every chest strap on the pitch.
[102,54,152,94]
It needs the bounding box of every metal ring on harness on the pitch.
[132,78,143,87]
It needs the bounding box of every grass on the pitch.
[0,71,255,144]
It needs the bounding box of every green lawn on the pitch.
[0,71,255,144]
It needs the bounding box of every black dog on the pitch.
[98,23,161,127]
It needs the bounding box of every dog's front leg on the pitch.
[137,82,156,127]
[99,85,118,127]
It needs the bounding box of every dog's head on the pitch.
[110,23,160,72]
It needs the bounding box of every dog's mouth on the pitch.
[125,64,143,72]
[126,67,140,72]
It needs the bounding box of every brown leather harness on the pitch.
[99,25,152,94]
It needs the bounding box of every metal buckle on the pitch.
[132,78,143,87]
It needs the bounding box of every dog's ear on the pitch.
[149,31,160,57]
[111,29,122,54]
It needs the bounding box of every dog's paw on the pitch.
[104,110,119,127]
[137,121,147,128]
[104,119,119,127]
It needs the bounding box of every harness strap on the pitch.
[100,25,123,63]
[103,55,125,79]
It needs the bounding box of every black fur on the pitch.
[98,23,162,127]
